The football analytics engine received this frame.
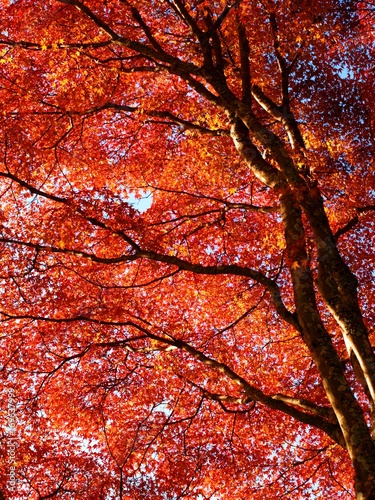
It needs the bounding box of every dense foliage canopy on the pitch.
[1,0,375,498]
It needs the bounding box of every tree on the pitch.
[0,0,375,497]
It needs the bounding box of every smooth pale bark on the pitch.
[279,190,375,499]
[230,118,375,496]
[300,187,375,407]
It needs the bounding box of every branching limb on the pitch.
[334,205,375,240]
[69,101,230,136]
[251,84,305,150]
[0,235,297,328]
[57,0,202,76]
[206,1,242,36]
[237,13,251,107]
[165,0,203,39]
[146,184,280,213]
[268,12,290,105]
[1,310,344,446]
[0,170,293,327]
[124,1,165,53]
[272,394,336,421]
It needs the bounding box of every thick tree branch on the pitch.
[203,9,225,71]
[57,0,203,76]
[1,311,343,445]
[165,0,203,39]
[70,101,230,136]
[229,116,284,187]
[268,12,290,106]
[125,2,165,53]
[272,394,336,421]
[206,1,242,36]
[251,84,305,150]
[0,236,297,328]
[237,14,251,107]
[280,188,375,475]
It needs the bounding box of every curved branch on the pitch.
[1,311,343,446]
[70,101,230,136]
[251,84,305,150]
[57,0,202,76]
[0,235,298,328]
[206,1,242,36]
